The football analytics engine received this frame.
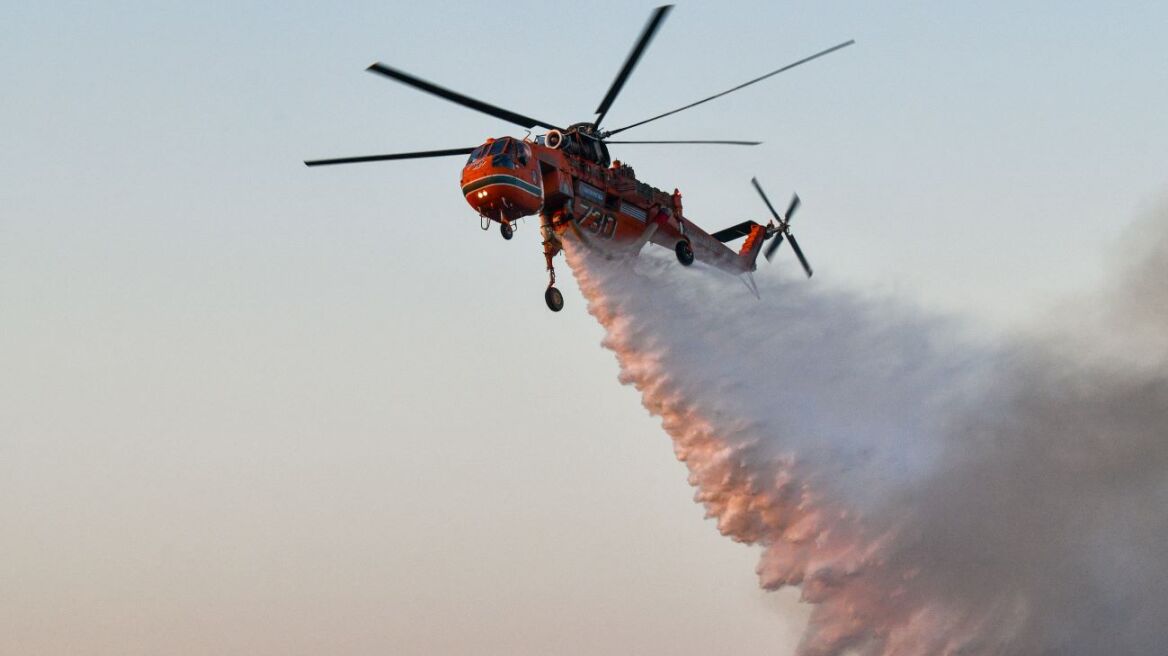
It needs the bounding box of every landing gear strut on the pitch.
[541,210,566,312]
[500,221,514,240]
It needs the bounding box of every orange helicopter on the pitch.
[306,5,852,312]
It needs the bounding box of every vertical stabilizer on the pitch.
[738,223,769,272]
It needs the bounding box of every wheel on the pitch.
[500,222,514,240]
[544,286,564,312]
[675,239,695,266]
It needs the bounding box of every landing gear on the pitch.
[500,222,514,240]
[544,286,564,312]
[539,211,566,312]
[675,239,695,266]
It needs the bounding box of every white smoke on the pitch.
[564,208,1168,655]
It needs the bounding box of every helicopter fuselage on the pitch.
[460,132,769,280]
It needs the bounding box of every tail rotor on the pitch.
[753,177,813,277]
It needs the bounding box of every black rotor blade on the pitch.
[605,39,855,137]
[786,233,813,277]
[764,233,785,262]
[305,147,475,167]
[785,194,801,222]
[593,5,673,129]
[751,177,782,223]
[366,63,560,131]
[604,139,760,145]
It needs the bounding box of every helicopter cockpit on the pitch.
[466,137,531,169]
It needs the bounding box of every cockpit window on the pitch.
[485,138,514,169]
[466,144,488,164]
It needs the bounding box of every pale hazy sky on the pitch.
[3,1,1166,654]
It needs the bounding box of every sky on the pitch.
[2,1,1166,654]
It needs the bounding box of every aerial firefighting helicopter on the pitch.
[306,5,852,312]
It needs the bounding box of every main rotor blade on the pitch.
[593,5,673,129]
[605,39,855,137]
[786,233,813,277]
[751,177,782,223]
[304,147,475,167]
[605,139,760,145]
[764,233,785,261]
[366,63,560,131]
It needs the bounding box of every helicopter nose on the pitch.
[461,164,492,211]
[464,180,492,212]
[461,163,542,220]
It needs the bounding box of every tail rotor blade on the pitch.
[786,233,813,277]
[751,177,782,223]
[784,193,801,223]
[764,233,785,261]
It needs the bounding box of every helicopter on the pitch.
[306,5,852,312]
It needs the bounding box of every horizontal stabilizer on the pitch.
[711,220,760,243]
